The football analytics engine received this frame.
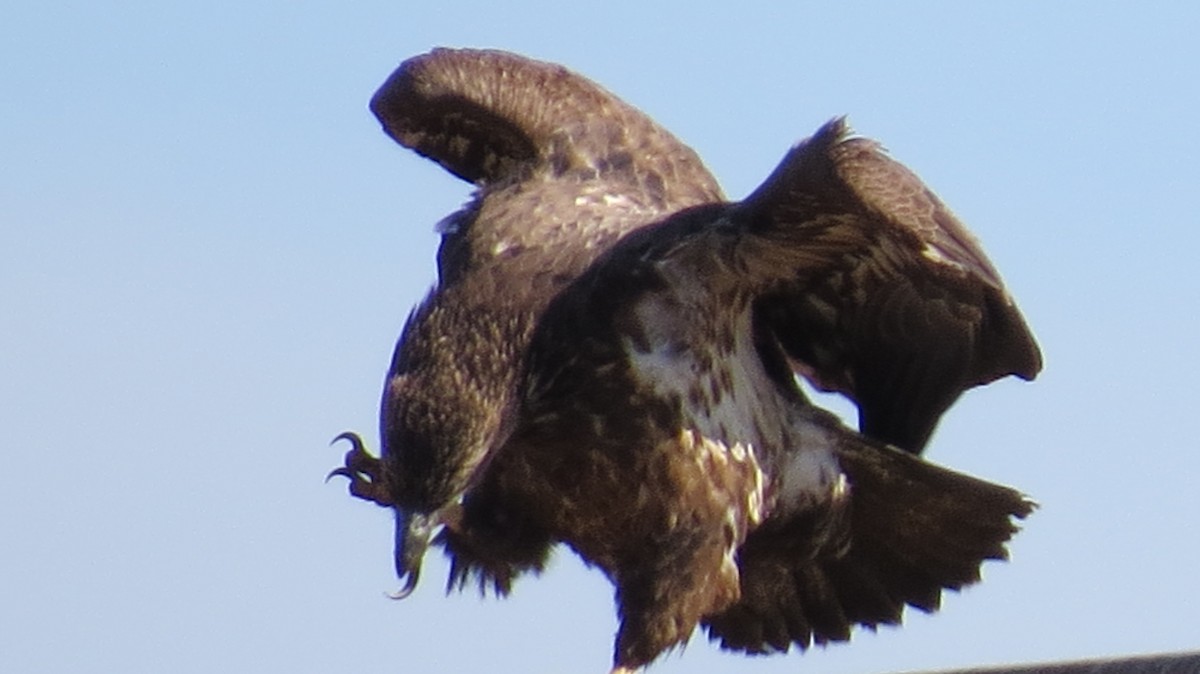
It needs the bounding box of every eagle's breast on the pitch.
[620,263,845,533]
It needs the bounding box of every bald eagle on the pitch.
[329,48,1041,673]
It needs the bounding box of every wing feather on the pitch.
[370,48,727,296]
[732,118,1041,451]
[369,47,722,207]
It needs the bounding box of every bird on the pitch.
[328,47,1041,673]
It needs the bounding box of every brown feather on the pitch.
[331,49,1041,674]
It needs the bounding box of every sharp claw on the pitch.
[331,431,365,450]
[326,430,393,506]
[327,432,366,484]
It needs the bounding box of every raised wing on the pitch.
[369,48,725,289]
[732,118,1041,452]
[370,48,721,203]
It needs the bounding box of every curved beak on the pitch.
[389,509,434,599]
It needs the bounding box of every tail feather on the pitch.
[704,437,1033,653]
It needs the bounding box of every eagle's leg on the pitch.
[327,432,393,507]
[610,531,741,671]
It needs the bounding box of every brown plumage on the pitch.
[329,48,1040,672]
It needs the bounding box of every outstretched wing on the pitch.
[732,118,1041,452]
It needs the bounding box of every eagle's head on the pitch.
[372,287,526,596]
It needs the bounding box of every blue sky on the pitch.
[3,2,1198,673]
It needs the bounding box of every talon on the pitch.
[331,431,365,451]
[327,431,393,507]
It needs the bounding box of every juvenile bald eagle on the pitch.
[329,48,1041,673]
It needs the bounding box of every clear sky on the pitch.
[3,2,1198,673]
